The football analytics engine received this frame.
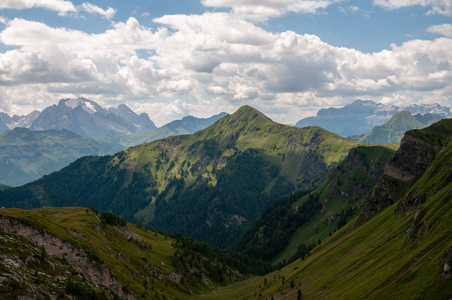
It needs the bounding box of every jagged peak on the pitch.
[58,97,103,114]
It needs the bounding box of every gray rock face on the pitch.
[357,130,447,223]
[29,98,156,139]
[0,111,40,131]
[0,216,136,300]
[296,100,451,137]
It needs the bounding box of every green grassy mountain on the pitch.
[234,145,395,264]
[0,127,122,187]
[201,119,452,299]
[0,207,268,299]
[349,111,444,144]
[118,113,228,148]
[0,106,358,248]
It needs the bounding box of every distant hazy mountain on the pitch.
[0,127,121,186]
[118,112,228,148]
[0,111,40,131]
[29,98,157,139]
[0,118,8,134]
[296,100,451,137]
[404,103,451,116]
[349,111,444,144]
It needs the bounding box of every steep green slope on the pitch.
[0,127,122,186]
[234,145,394,264]
[359,118,452,222]
[119,113,228,148]
[0,207,269,299]
[349,111,443,144]
[0,106,358,248]
[199,119,452,299]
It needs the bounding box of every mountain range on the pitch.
[0,105,358,248]
[29,98,157,140]
[0,111,451,299]
[118,112,228,148]
[0,99,227,187]
[349,111,444,144]
[0,110,40,134]
[296,99,451,137]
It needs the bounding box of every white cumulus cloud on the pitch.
[0,0,76,15]
[427,23,452,37]
[0,13,451,125]
[0,0,117,19]
[201,0,336,21]
[80,2,116,20]
[374,0,452,17]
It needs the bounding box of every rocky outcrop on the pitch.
[440,246,452,280]
[357,131,446,223]
[0,216,136,300]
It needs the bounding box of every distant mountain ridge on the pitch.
[118,112,228,148]
[296,100,451,136]
[0,102,230,186]
[29,98,157,139]
[349,111,445,144]
[0,110,40,134]
[0,127,122,186]
[0,98,228,145]
[0,118,8,134]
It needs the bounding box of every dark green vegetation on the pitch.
[119,113,228,148]
[349,111,444,144]
[0,127,122,186]
[0,207,268,299]
[1,113,451,299]
[0,106,358,248]
[234,145,395,264]
[0,184,10,191]
[200,119,452,299]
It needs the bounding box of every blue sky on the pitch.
[0,0,451,125]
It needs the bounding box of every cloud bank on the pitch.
[0,4,451,125]
[0,0,116,19]
[374,0,452,17]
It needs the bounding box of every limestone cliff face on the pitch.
[357,131,446,223]
[0,216,136,300]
